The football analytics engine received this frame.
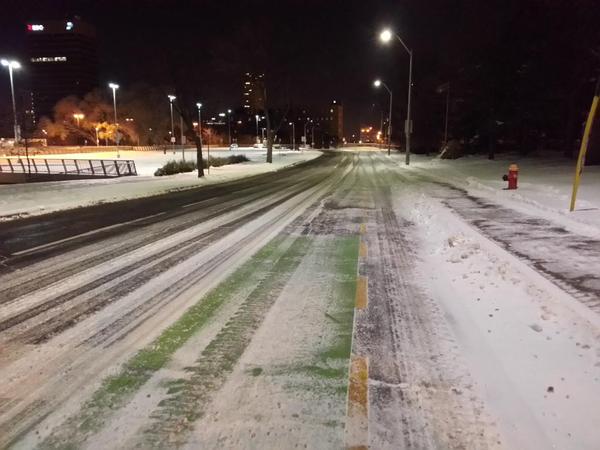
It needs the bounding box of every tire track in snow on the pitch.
[355,152,496,449]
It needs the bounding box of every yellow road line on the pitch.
[346,355,369,448]
[359,241,367,258]
[355,276,368,309]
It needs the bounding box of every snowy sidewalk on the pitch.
[395,152,600,237]
[0,149,321,221]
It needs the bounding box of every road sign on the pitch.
[170,137,176,143]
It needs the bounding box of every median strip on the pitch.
[141,236,313,448]
[347,223,369,448]
[38,236,296,449]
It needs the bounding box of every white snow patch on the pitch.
[392,183,600,450]
[0,149,321,220]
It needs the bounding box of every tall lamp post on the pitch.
[379,28,413,165]
[227,109,232,148]
[196,102,206,174]
[168,95,176,154]
[289,121,296,150]
[1,59,21,143]
[303,118,311,149]
[108,82,120,157]
[373,79,393,156]
[255,114,260,143]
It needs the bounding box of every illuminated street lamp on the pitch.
[379,27,413,164]
[303,118,311,149]
[196,102,203,149]
[196,102,206,176]
[289,121,295,150]
[168,95,176,153]
[108,82,120,156]
[1,59,21,142]
[255,114,260,143]
[227,109,232,148]
[373,79,393,156]
[73,113,84,126]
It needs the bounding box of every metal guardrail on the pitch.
[0,158,137,177]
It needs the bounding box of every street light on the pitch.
[73,113,84,126]
[303,118,311,149]
[168,95,176,154]
[227,109,232,148]
[289,121,295,150]
[373,79,393,156]
[1,59,21,142]
[196,102,206,174]
[379,27,413,165]
[255,114,260,143]
[108,82,120,156]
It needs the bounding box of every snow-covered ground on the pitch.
[2,149,599,449]
[393,180,600,449]
[396,152,600,237]
[0,148,321,220]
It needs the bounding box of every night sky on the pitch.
[1,0,599,140]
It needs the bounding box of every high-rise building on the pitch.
[25,17,98,121]
[242,72,265,113]
[328,100,343,141]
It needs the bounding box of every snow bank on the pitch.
[394,152,600,237]
[393,183,600,450]
[0,149,321,220]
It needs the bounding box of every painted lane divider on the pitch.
[355,276,368,310]
[346,355,369,449]
[346,223,369,448]
[359,241,368,258]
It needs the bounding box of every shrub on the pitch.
[203,154,249,168]
[154,160,197,176]
[154,155,250,176]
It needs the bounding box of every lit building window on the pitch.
[31,56,68,63]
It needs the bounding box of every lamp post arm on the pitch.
[394,34,412,56]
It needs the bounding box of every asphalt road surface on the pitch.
[0,150,598,449]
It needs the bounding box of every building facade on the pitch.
[242,72,265,114]
[25,17,98,122]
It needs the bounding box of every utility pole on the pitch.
[168,95,176,155]
[227,109,232,148]
[380,111,384,149]
[255,115,260,143]
[1,59,21,143]
[405,49,413,164]
[289,121,296,150]
[180,115,185,161]
[108,82,120,157]
[196,103,203,176]
[444,83,450,146]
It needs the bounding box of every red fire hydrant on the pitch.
[502,163,519,189]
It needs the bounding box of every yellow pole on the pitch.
[570,79,600,212]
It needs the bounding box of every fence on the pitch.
[0,157,137,177]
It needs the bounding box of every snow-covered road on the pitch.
[0,149,598,449]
